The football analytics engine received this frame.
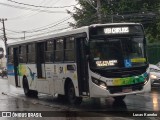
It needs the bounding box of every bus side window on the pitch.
[45,40,54,63]
[18,45,27,63]
[55,39,63,62]
[64,37,75,62]
[27,44,36,63]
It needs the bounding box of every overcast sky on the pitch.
[0,0,77,53]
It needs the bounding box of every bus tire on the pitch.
[31,90,38,97]
[67,82,82,105]
[57,94,66,101]
[114,95,126,101]
[23,77,30,96]
[23,77,38,97]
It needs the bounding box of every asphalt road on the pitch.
[0,78,160,120]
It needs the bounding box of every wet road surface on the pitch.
[0,78,160,120]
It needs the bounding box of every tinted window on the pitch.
[45,40,54,63]
[55,39,63,61]
[27,44,35,63]
[19,45,27,63]
[64,37,75,61]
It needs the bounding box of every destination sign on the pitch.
[89,25,144,36]
[96,60,118,67]
[104,27,129,34]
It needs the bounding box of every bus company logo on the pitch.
[2,112,42,117]
[27,67,36,81]
[59,67,63,73]
[2,112,11,117]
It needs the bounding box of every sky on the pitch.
[0,0,77,54]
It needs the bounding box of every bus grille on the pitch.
[91,66,147,78]
[107,83,144,94]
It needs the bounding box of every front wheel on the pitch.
[23,77,30,96]
[23,77,38,97]
[67,82,82,105]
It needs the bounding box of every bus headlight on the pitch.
[91,77,107,89]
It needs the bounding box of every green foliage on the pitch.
[68,0,160,43]
[68,0,98,28]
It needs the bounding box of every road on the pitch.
[0,77,160,120]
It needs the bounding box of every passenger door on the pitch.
[36,42,45,78]
[76,38,89,96]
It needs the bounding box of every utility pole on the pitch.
[0,18,7,56]
[96,0,102,23]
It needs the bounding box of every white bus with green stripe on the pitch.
[7,23,151,105]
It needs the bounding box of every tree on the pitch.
[68,0,160,43]
[68,0,98,28]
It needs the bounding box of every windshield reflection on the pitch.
[89,37,146,69]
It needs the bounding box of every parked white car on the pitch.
[156,62,160,68]
[149,64,160,86]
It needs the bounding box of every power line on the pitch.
[7,0,62,20]
[5,16,72,33]
[6,23,68,38]
[0,2,67,13]
[6,17,73,40]
[84,0,97,10]
[6,22,71,37]
[24,16,72,32]
[6,22,73,38]
[6,29,22,33]
[26,26,71,38]
[6,0,78,8]
[7,26,71,40]
[26,17,72,33]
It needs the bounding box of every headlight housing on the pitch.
[150,68,160,72]
[91,77,107,89]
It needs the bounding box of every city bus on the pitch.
[7,23,151,105]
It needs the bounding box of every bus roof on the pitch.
[8,23,141,46]
[89,22,141,27]
[8,26,89,46]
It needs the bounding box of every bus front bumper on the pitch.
[90,79,151,98]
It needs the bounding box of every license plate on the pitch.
[122,87,132,93]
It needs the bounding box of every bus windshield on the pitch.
[89,36,147,69]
